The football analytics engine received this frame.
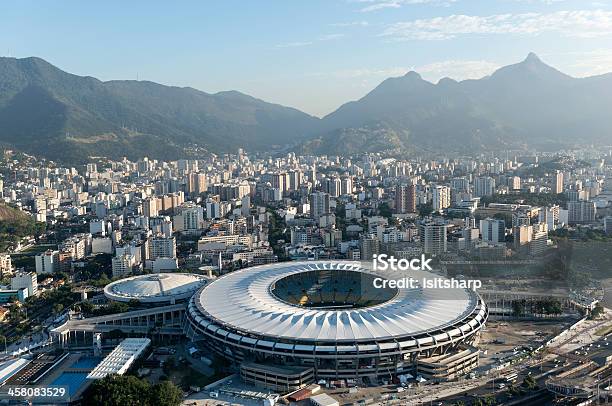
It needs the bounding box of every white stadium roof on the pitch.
[104,273,207,303]
[194,261,480,342]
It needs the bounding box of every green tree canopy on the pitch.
[85,374,182,406]
[86,375,150,406]
[150,380,183,406]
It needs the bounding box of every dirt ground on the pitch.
[479,319,570,366]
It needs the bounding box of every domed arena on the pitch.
[185,261,488,380]
[104,273,208,305]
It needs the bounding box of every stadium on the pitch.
[185,261,488,383]
[103,273,208,305]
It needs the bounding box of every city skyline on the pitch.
[2,0,612,116]
[0,141,610,404]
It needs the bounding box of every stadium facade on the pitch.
[185,261,488,381]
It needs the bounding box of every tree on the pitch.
[54,271,70,282]
[378,202,393,220]
[85,375,151,406]
[418,203,433,217]
[94,301,130,316]
[522,375,537,390]
[589,303,605,320]
[7,303,24,323]
[52,303,64,315]
[483,394,497,405]
[507,384,520,397]
[84,374,183,406]
[480,192,567,208]
[92,273,111,288]
[0,203,46,251]
[150,380,183,406]
[128,299,140,308]
[76,301,95,315]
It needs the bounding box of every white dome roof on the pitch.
[193,261,483,342]
[104,273,207,303]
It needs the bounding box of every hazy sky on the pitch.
[2,0,612,116]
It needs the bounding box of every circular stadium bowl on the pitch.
[186,261,488,379]
[104,273,208,305]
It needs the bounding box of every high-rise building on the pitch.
[159,192,185,212]
[566,189,589,202]
[206,199,221,219]
[310,192,331,220]
[513,225,533,248]
[432,185,451,213]
[35,250,59,275]
[60,234,92,260]
[340,176,353,196]
[508,176,521,190]
[323,177,342,198]
[142,197,159,218]
[310,164,317,187]
[112,253,136,278]
[461,227,480,251]
[360,234,380,261]
[0,254,12,277]
[530,223,548,256]
[419,221,447,255]
[539,205,561,231]
[554,171,564,194]
[450,177,470,193]
[605,216,612,235]
[89,219,106,236]
[568,201,596,224]
[187,173,208,195]
[149,236,177,260]
[395,185,416,214]
[241,195,251,217]
[58,251,73,273]
[479,218,505,244]
[11,271,38,297]
[512,211,531,228]
[287,170,302,191]
[271,173,288,193]
[474,176,495,197]
[174,203,204,231]
[149,216,173,237]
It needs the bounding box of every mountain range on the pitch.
[0,53,610,162]
[0,57,319,162]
